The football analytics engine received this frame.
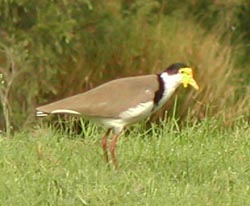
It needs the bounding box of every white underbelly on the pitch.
[87,101,154,132]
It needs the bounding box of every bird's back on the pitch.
[36,74,159,118]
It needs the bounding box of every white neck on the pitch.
[160,72,182,91]
[154,72,182,110]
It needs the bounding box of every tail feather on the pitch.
[36,109,81,117]
[36,110,49,117]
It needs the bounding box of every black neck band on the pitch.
[153,74,165,105]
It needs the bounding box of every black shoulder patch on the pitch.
[153,74,165,105]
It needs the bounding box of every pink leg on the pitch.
[110,132,122,169]
[101,128,111,163]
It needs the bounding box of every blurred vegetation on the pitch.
[0,0,249,133]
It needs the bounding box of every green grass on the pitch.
[0,118,249,206]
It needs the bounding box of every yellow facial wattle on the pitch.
[179,67,199,90]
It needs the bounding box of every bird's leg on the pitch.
[101,128,111,163]
[110,132,122,169]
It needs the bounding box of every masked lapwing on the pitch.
[36,63,199,168]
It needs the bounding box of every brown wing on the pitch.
[36,74,159,118]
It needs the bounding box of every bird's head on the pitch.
[164,63,199,90]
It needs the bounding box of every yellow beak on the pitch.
[184,77,199,90]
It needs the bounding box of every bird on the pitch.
[36,63,199,168]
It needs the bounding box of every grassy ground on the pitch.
[0,118,249,206]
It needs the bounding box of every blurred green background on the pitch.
[0,0,250,132]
